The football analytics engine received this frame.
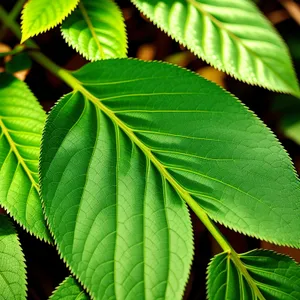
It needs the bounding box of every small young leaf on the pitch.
[0,215,27,299]
[131,0,300,96]
[41,59,300,297]
[49,276,88,300]
[61,0,127,60]
[207,249,300,299]
[21,0,80,43]
[0,73,50,241]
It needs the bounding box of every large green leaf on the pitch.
[0,214,27,299]
[21,0,79,42]
[0,73,50,241]
[131,0,300,96]
[40,68,194,299]
[207,249,300,299]
[49,276,88,300]
[61,0,127,60]
[40,59,300,298]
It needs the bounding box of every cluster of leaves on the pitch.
[1,0,300,299]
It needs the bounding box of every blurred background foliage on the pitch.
[1,0,300,299]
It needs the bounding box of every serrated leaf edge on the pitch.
[0,216,29,299]
[130,0,300,97]
[39,58,300,300]
[48,275,87,300]
[21,0,80,43]
[0,74,51,243]
[91,58,300,247]
[39,92,194,298]
[239,248,300,264]
[50,56,300,247]
[60,0,128,61]
[206,248,300,300]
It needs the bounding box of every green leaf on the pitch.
[207,249,300,299]
[0,214,27,299]
[21,0,80,43]
[40,64,194,299]
[131,0,300,96]
[40,59,300,298]
[61,0,127,60]
[5,52,32,74]
[0,73,50,241]
[49,276,88,300]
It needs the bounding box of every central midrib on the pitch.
[0,116,38,191]
[75,83,265,300]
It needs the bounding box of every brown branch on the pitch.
[279,0,300,25]
[267,9,290,24]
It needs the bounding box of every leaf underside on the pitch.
[41,59,300,298]
[207,249,300,300]
[61,0,127,60]
[21,0,79,42]
[0,215,27,299]
[49,276,88,300]
[131,0,300,96]
[0,73,50,241]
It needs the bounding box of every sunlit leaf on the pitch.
[0,215,27,299]
[61,0,127,60]
[41,59,300,298]
[207,249,300,299]
[0,73,50,241]
[21,0,79,42]
[131,0,300,96]
[49,276,88,300]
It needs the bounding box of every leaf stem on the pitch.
[0,0,26,40]
[0,8,265,298]
[0,6,81,89]
[0,44,25,57]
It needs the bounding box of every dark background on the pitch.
[1,0,300,299]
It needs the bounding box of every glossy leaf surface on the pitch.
[61,0,127,60]
[207,249,300,299]
[49,276,88,300]
[41,59,300,298]
[131,0,300,96]
[40,62,194,300]
[0,73,50,241]
[21,0,79,42]
[0,215,26,299]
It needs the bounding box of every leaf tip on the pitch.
[20,35,28,44]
